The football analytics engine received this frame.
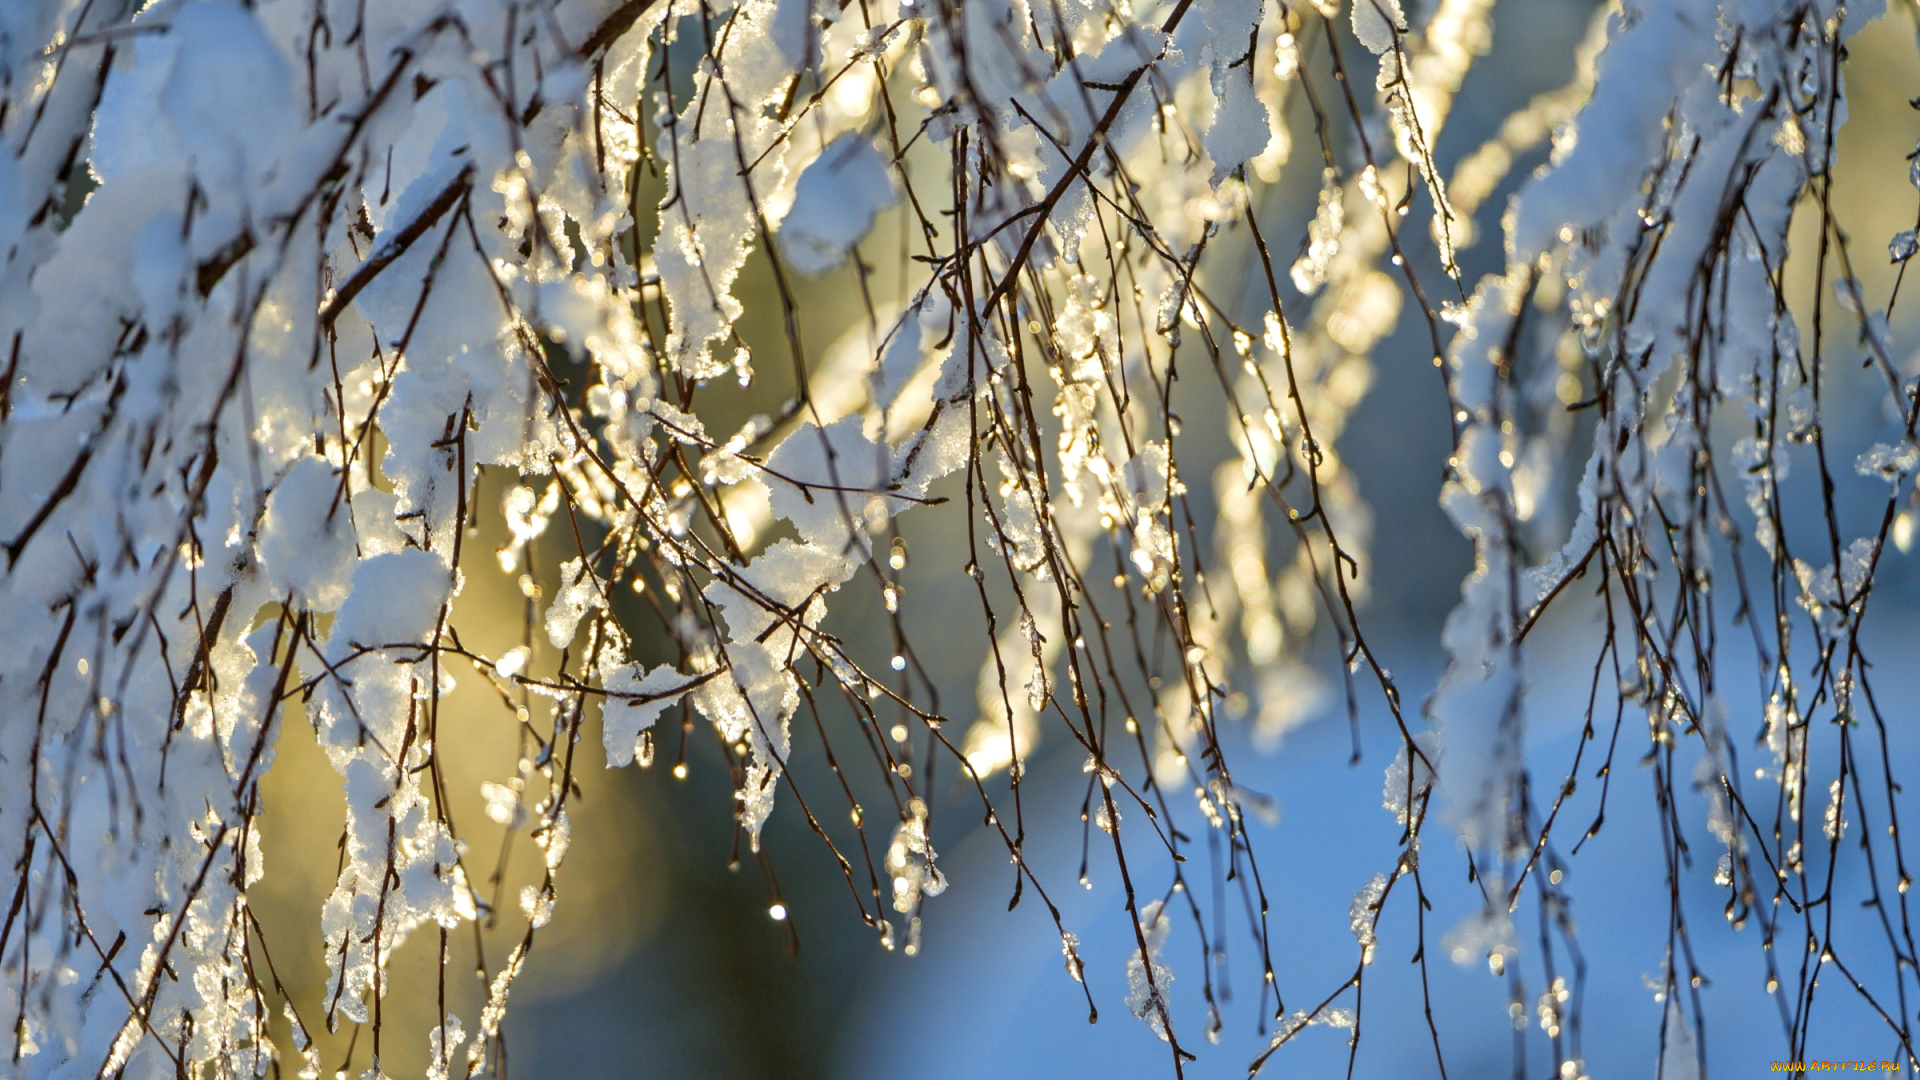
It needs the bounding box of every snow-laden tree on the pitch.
[1,0,1917,1075]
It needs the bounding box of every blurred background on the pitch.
[252,2,1920,1076]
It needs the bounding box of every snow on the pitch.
[600,663,692,767]
[1856,440,1920,485]
[3,0,1914,1074]
[327,549,453,656]
[1206,67,1272,185]
[1124,899,1175,1041]
[779,134,897,274]
[1290,169,1344,294]
[651,0,802,377]
[259,457,357,611]
[1351,0,1407,54]
[162,1,298,203]
[1507,0,1721,261]
[545,556,606,649]
[1348,874,1387,959]
[764,415,894,554]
